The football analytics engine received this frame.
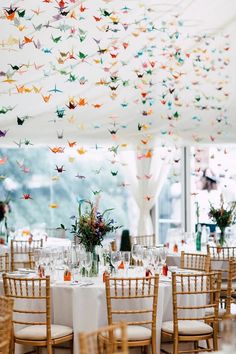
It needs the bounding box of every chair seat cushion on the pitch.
[103,325,151,341]
[15,324,73,340]
[161,320,213,335]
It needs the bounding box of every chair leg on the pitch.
[10,340,15,354]
[206,339,211,350]
[194,341,198,351]
[151,337,157,354]
[213,329,218,352]
[47,344,53,354]
[70,339,73,354]
[173,339,178,354]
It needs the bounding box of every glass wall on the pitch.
[157,156,182,243]
[190,146,236,231]
[0,147,131,236]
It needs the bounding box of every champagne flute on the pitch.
[121,251,130,276]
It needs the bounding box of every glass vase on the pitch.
[219,228,226,247]
[89,249,99,277]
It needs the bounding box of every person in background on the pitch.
[195,168,221,233]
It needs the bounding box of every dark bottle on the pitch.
[196,224,202,251]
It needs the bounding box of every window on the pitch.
[190,145,236,230]
[0,147,132,235]
[157,149,182,243]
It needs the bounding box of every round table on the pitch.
[0,269,206,354]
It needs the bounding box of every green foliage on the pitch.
[208,195,236,231]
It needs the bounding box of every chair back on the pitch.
[207,245,236,259]
[10,239,43,271]
[105,275,159,332]
[79,322,128,354]
[180,251,210,272]
[0,253,10,273]
[224,258,236,316]
[131,234,155,247]
[0,296,13,354]
[2,274,51,341]
[172,272,221,330]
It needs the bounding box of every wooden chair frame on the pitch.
[2,274,73,354]
[0,296,13,354]
[207,245,236,259]
[10,239,43,271]
[131,234,155,247]
[105,274,159,354]
[161,272,222,354]
[79,322,128,354]
[210,257,236,318]
[0,253,10,273]
[180,251,210,272]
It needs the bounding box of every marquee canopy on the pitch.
[0,0,236,148]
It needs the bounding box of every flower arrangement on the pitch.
[208,195,236,245]
[71,200,120,252]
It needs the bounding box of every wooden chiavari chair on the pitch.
[209,257,236,318]
[10,239,43,271]
[79,322,128,354]
[220,257,236,316]
[207,244,236,259]
[131,234,155,247]
[0,253,9,273]
[105,274,159,354]
[161,272,222,354]
[0,296,13,354]
[180,251,210,272]
[3,274,73,354]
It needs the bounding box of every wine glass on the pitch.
[71,244,83,282]
[151,247,160,272]
[121,251,130,276]
[110,251,121,275]
[142,247,152,271]
[33,248,42,273]
[159,246,167,266]
[131,244,142,267]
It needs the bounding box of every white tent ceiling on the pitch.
[0,0,236,148]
